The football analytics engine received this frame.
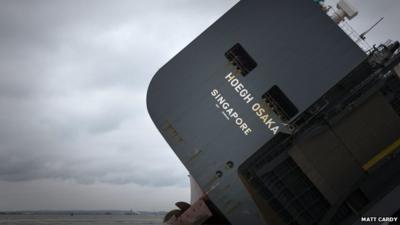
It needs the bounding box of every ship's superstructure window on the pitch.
[225,43,257,76]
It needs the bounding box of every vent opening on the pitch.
[225,43,257,76]
[263,85,299,122]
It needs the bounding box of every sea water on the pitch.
[0,214,164,225]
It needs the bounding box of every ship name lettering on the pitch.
[252,103,279,135]
[225,72,254,104]
[211,89,252,135]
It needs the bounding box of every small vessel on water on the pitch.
[147,0,400,224]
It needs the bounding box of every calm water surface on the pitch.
[0,214,164,225]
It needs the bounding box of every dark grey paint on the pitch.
[147,0,366,224]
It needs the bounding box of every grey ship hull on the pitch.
[147,0,400,224]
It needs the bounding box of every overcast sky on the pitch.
[0,0,399,211]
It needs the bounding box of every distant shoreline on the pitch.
[0,210,166,216]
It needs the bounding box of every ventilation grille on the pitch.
[252,133,291,170]
[225,43,257,76]
[329,203,353,225]
[245,157,330,225]
[382,75,400,116]
[263,85,299,122]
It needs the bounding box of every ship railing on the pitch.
[325,6,373,53]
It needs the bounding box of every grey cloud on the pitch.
[0,179,191,211]
[0,0,238,192]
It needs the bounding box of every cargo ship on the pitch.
[146,0,400,224]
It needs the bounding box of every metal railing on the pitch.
[325,6,373,53]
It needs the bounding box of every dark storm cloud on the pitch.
[0,0,238,189]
